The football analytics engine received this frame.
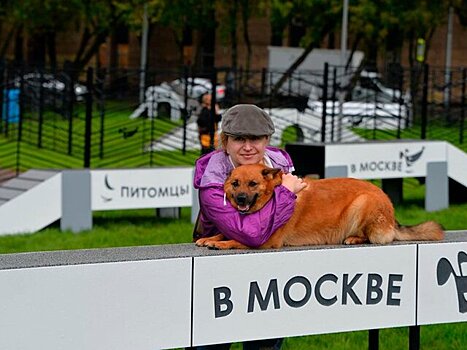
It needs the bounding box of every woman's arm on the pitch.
[199,185,296,248]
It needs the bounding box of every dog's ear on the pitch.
[261,167,282,180]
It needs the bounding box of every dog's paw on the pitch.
[343,236,368,245]
[195,239,207,247]
[195,234,225,247]
[207,240,249,250]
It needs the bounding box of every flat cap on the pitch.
[221,104,275,136]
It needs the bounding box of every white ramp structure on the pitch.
[0,170,62,235]
[447,143,467,189]
[0,168,194,236]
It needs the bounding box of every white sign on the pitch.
[192,246,417,346]
[326,141,446,179]
[418,242,467,325]
[91,168,193,210]
[0,258,192,350]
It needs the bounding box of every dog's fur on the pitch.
[196,163,444,249]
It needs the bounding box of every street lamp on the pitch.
[140,3,149,104]
[337,0,349,142]
[340,0,349,69]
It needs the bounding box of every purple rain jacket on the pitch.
[193,147,297,248]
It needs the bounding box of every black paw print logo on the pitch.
[437,251,467,313]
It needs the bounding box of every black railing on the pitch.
[0,62,466,182]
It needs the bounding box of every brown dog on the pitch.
[196,163,444,249]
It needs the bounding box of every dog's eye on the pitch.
[232,180,239,188]
[248,181,257,187]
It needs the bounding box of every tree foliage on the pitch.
[0,0,464,73]
[269,0,342,94]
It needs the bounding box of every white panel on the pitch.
[418,242,467,325]
[447,144,467,187]
[0,173,61,235]
[325,141,446,179]
[91,168,193,210]
[193,246,417,346]
[0,258,192,350]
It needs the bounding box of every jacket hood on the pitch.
[193,147,294,189]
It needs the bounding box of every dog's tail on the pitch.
[394,221,444,241]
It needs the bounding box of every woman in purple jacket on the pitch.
[191,104,306,350]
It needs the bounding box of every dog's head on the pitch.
[224,164,283,214]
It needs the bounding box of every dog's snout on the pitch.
[236,193,247,205]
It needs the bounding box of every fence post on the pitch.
[321,62,329,143]
[84,67,93,168]
[238,66,244,99]
[373,79,378,140]
[67,71,74,155]
[445,70,453,124]
[0,60,4,134]
[38,69,44,148]
[150,108,155,167]
[420,64,429,140]
[4,67,10,137]
[182,66,189,156]
[16,69,25,176]
[17,67,23,142]
[397,69,404,138]
[331,67,337,142]
[460,68,466,144]
[269,70,273,111]
[210,68,218,150]
[409,325,420,350]
[97,68,106,159]
[368,329,379,350]
[261,68,266,99]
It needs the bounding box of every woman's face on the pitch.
[225,135,269,167]
[202,94,212,107]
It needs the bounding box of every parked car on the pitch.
[351,70,408,103]
[10,72,87,102]
[166,77,226,101]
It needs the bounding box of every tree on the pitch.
[154,0,218,70]
[0,0,82,67]
[269,0,293,46]
[270,0,342,95]
[69,0,136,74]
[1,0,136,72]
[0,0,15,59]
[454,0,467,26]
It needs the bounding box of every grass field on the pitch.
[354,120,467,153]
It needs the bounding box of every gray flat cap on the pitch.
[221,104,275,136]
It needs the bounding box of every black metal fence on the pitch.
[0,61,465,182]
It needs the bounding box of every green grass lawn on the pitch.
[354,120,467,153]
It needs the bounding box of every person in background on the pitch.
[191,104,306,350]
[197,93,222,155]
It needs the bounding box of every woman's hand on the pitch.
[281,173,307,194]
